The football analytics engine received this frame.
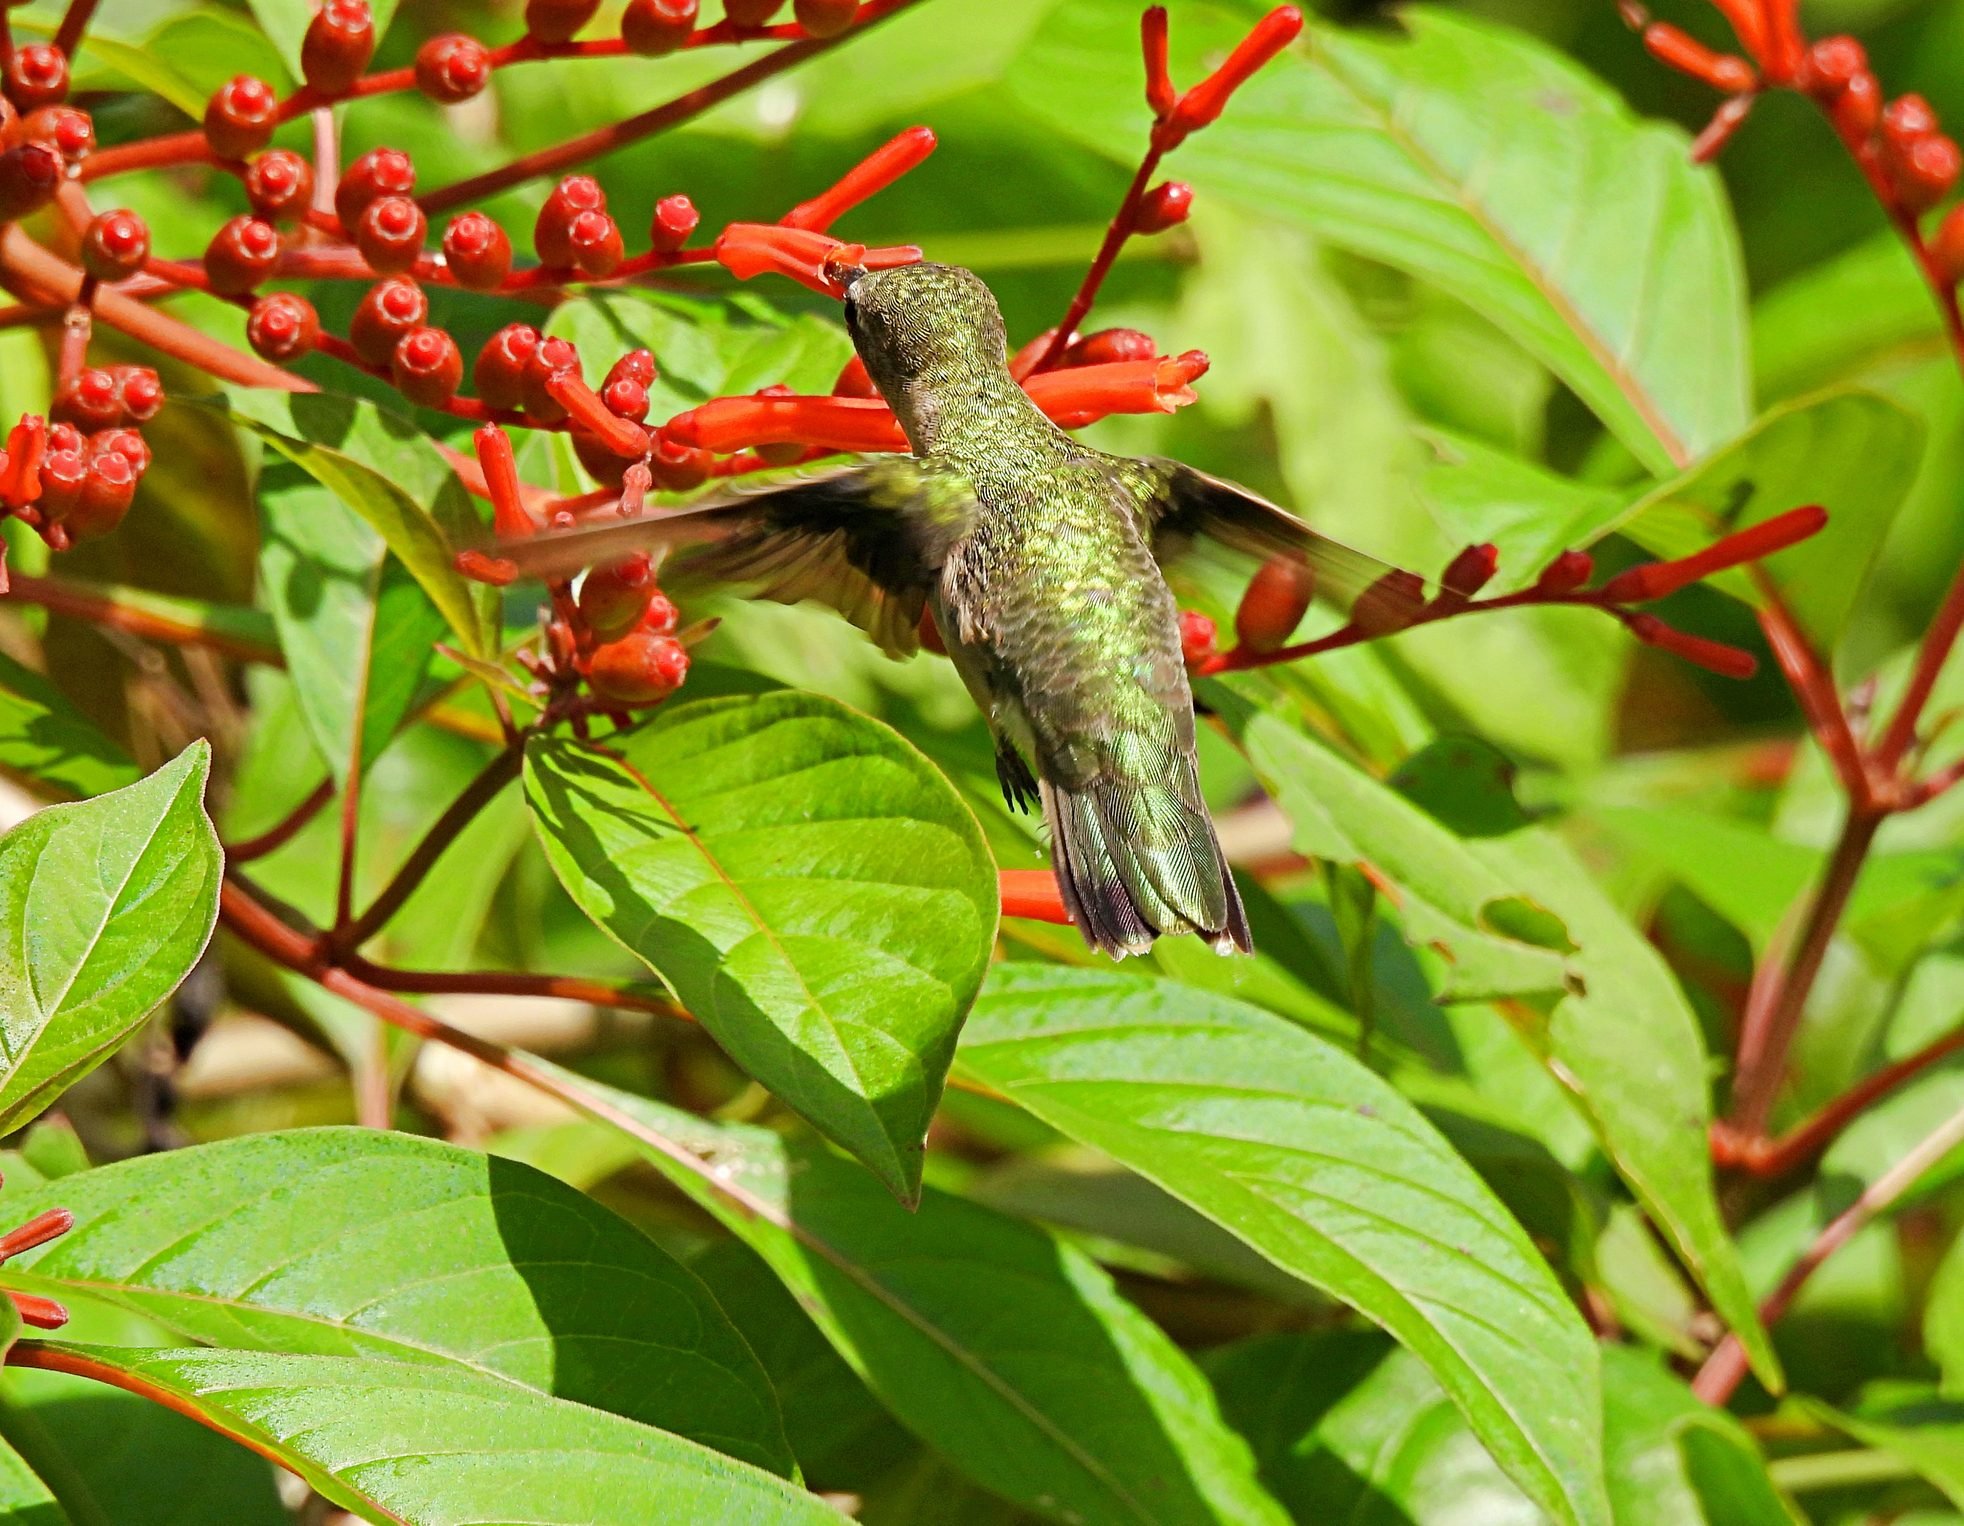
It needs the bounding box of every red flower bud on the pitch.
[1441,542,1500,598]
[81,209,149,281]
[726,0,785,23]
[244,149,315,222]
[1141,6,1176,118]
[640,590,679,634]
[1625,612,1757,679]
[1895,134,1961,217]
[355,194,427,275]
[54,368,121,431]
[22,105,93,162]
[1832,71,1882,146]
[526,0,603,43]
[1534,549,1595,595]
[442,211,512,290]
[203,215,282,295]
[302,0,376,97]
[588,630,689,704]
[203,75,278,160]
[602,377,651,422]
[0,143,61,222]
[335,146,415,230]
[1352,569,1425,636]
[579,553,656,640]
[535,175,606,266]
[392,326,464,407]
[66,448,136,539]
[1179,609,1218,669]
[1133,181,1192,234]
[1235,555,1315,652]
[651,433,710,491]
[350,277,427,368]
[1173,6,1302,134]
[1935,205,1964,287]
[92,427,149,475]
[833,354,877,397]
[782,125,937,232]
[45,422,82,458]
[622,0,699,54]
[5,45,69,111]
[415,34,491,104]
[649,193,699,252]
[474,323,541,411]
[35,447,87,525]
[1638,23,1755,94]
[794,0,859,37]
[1798,35,1865,99]
[566,208,624,277]
[247,292,320,361]
[605,348,656,393]
[1883,92,1940,145]
[475,423,535,540]
[114,366,164,423]
[521,335,580,422]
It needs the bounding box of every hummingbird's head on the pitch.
[842,262,1007,399]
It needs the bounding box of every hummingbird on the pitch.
[501,260,1396,958]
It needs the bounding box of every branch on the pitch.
[226,778,334,862]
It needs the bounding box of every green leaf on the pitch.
[1926,1230,1964,1399]
[1606,388,1924,648]
[553,1076,1289,1526]
[0,1128,795,1478]
[1805,1388,1964,1510]
[200,389,496,659]
[1417,430,1627,594]
[18,1346,833,1526]
[523,692,997,1201]
[1226,701,1578,1004]
[0,653,135,802]
[259,481,445,783]
[956,966,1608,1526]
[1012,3,1751,473]
[0,745,220,1134]
[0,1430,64,1526]
[242,0,396,84]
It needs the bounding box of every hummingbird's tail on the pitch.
[1039,753,1252,960]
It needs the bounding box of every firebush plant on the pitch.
[0,0,1960,1519]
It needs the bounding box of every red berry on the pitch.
[649,193,699,252]
[302,0,376,97]
[443,212,512,290]
[355,194,427,275]
[415,34,491,104]
[1935,205,1964,288]
[1234,555,1314,653]
[521,336,579,421]
[1799,36,1866,99]
[525,0,602,43]
[726,0,785,24]
[392,327,464,407]
[245,149,315,222]
[247,292,320,361]
[335,146,415,230]
[81,210,150,281]
[21,106,93,162]
[92,427,150,476]
[67,449,136,539]
[204,216,283,295]
[1178,609,1217,669]
[587,630,689,704]
[535,175,606,267]
[474,323,541,411]
[794,0,858,37]
[578,554,656,640]
[1134,180,1192,234]
[0,143,61,221]
[54,368,122,430]
[203,75,278,161]
[114,366,164,423]
[566,209,624,277]
[350,277,428,368]
[5,45,69,111]
[622,0,698,54]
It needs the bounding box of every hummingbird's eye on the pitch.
[842,293,860,328]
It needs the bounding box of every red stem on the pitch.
[52,0,101,57]
[1032,136,1168,373]
[226,777,335,861]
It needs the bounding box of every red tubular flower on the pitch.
[588,630,690,704]
[1134,181,1193,234]
[782,126,938,232]
[1798,36,1866,99]
[1440,542,1501,599]
[1935,205,1964,287]
[999,868,1071,924]
[665,394,905,453]
[520,337,580,422]
[649,195,700,253]
[475,424,536,540]
[1598,505,1828,603]
[713,223,920,294]
[1171,6,1304,136]
[1705,0,1767,63]
[1625,612,1758,678]
[1235,555,1315,652]
[1141,6,1176,118]
[1638,23,1756,93]
[1022,351,1209,417]
[8,1293,69,1331]
[566,209,625,277]
[0,1209,74,1263]
[0,415,47,509]
[833,355,877,398]
[547,369,650,457]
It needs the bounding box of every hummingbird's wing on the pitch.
[1122,458,1428,621]
[493,458,978,657]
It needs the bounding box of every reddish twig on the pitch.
[226,778,335,862]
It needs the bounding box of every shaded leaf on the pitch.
[0,653,135,802]
[0,1128,795,1478]
[0,1428,65,1526]
[1806,1388,1964,1510]
[0,745,220,1134]
[524,692,997,1201]
[956,966,1608,1526]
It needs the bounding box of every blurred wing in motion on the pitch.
[495,458,979,657]
[1122,458,1426,624]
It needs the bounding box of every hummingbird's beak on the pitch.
[821,242,870,297]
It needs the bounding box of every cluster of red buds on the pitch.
[0,1189,72,1333]
[1181,505,1830,678]
[1623,1,1962,285]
